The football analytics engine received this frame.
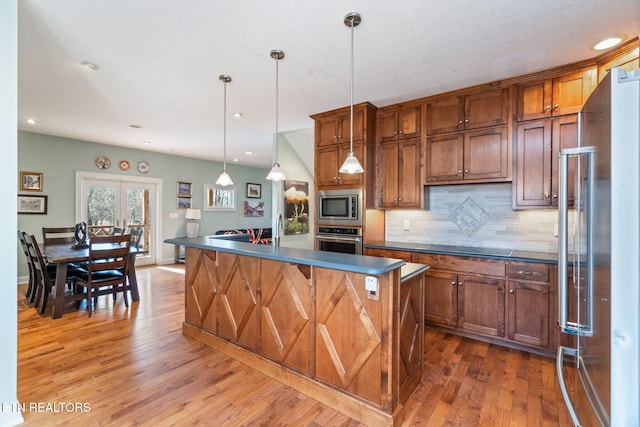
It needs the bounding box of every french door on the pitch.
[76,172,161,266]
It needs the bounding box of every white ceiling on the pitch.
[18,0,640,168]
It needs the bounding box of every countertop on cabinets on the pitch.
[365,241,559,264]
[165,236,406,275]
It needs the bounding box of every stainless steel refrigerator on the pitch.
[557,66,640,427]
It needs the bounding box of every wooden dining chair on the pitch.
[129,227,144,249]
[25,234,84,314]
[74,234,132,317]
[42,226,76,245]
[18,231,36,300]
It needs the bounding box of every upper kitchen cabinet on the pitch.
[516,67,597,121]
[311,102,377,191]
[315,109,363,147]
[378,102,422,142]
[426,126,510,184]
[377,138,422,208]
[426,87,509,135]
[514,115,578,209]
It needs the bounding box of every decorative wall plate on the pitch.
[137,161,150,173]
[119,160,131,171]
[95,156,111,169]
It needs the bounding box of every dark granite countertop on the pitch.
[165,237,406,275]
[365,241,559,264]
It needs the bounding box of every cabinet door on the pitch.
[426,133,464,182]
[424,269,458,327]
[316,145,340,187]
[398,104,422,139]
[458,275,505,337]
[426,96,464,135]
[517,79,553,121]
[398,139,422,208]
[463,127,509,181]
[379,108,400,142]
[338,109,364,143]
[465,88,509,129]
[506,280,550,349]
[552,68,596,116]
[316,116,340,147]
[551,115,578,205]
[378,142,399,207]
[338,142,364,186]
[515,120,552,207]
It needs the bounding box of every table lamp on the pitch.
[185,208,201,238]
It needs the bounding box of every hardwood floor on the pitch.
[17,265,574,426]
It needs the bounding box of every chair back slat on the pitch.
[42,227,76,245]
[129,227,144,249]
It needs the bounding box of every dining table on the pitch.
[42,242,143,319]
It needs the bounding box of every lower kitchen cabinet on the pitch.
[506,262,553,351]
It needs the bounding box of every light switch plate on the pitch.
[365,276,378,292]
[169,212,179,219]
[403,220,410,231]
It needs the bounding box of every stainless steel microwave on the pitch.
[316,189,362,226]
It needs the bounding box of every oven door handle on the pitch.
[316,235,362,243]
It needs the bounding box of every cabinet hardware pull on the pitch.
[545,193,550,198]
[509,289,515,293]
[458,120,463,124]
[553,194,558,198]
[518,270,536,275]
[464,169,469,173]
[398,198,402,201]
[451,281,457,286]
[545,105,551,111]
[458,282,463,286]
[457,170,463,174]
[464,119,469,123]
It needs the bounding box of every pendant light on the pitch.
[266,49,286,181]
[339,12,364,174]
[215,74,234,186]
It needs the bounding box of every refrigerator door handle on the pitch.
[556,346,582,427]
[558,144,595,336]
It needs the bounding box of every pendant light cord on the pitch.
[349,18,355,154]
[223,79,227,171]
[274,54,279,162]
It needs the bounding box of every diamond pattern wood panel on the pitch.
[399,273,424,403]
[315,268,385,405]
[261,260,313,374]
[185,248,218,334]
[217,253,260,349]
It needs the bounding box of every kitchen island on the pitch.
[165,236,428,426]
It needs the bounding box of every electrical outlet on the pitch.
[365,276,379,301]
[169,212,179,219]
[403,220,410,231]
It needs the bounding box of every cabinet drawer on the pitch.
[507,263,549,282]
[412,253,505,277]
[365,248,412,262]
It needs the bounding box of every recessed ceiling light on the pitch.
[245,151,253,155]
[129,124,142,129]
[81,60,99,70]
[593,37,623,50]
[142,140,151,145]
[26,118,37,125]
[233,113,242,118]
[233,158,239,162]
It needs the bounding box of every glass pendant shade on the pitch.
[215,170,233,186]
[339,152,364,174]
[266,162,286,181]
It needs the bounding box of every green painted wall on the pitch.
[17,131,272,276]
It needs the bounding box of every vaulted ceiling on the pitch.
[18,0,640,167]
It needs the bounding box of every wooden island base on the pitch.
[170,241,427,427]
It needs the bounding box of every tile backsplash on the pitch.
[386,183,561,253]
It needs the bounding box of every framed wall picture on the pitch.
[18,194,48,214]
[176,195,192,209]
[244,201,265,217]
[284,180,310,235]
[204,184,236,211]
[246,183,261,199]
[20,171,43,192]
[177,181,192,196]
